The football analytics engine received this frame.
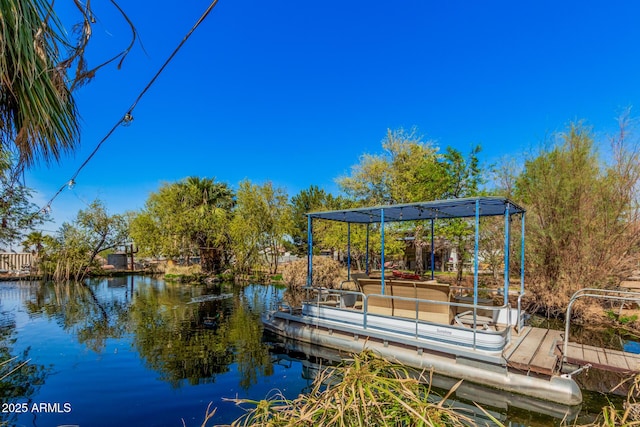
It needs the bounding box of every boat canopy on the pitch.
[308,196,525,224]
[306,196,526,303]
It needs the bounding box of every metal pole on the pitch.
[563,293,577,361]
[381,208,385,295]
[521,212,526,295]
[307,215,313,287]
[504,203,511,306]
[366,224,370,275]
[430,219,435,280]
[347,222,351,280]
[473,199,480,348]
[473,199,479,306]
[562,289,640,362]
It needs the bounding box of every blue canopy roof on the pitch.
[307,196,525,224]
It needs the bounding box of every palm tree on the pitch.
[21,230,45,254]
[1,0,79,165]
[178,177,235,274]
[0,0,135,166]
[21,230,47,273]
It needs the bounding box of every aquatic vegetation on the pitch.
[222,351,473,427]
[569,373,640,427]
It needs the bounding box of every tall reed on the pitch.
[222,351,473,427]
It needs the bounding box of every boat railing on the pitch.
[274,301,294,314]
[305,286,363,309]
[303,287,512,350]
[562,288,640,366]
[305,286,515,326]
[451,285,526,332]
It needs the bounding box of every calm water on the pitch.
[0,277,309,427]
[0,276,617,426]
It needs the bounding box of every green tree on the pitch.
[1,0,77,165]
[130,177,235,274]
[0,154,47,246]
[231,180,291,275]
[21,231,45,254]
[45,200,128,281]
[289,185,343,256]
[127,211,164,259]
[384,128,449,203]
[132,182,189,261]
[514,121,640,315]
[77,200,128,266]
[179,177,235,273]
[338,128,452,205]
[337,128,483,277]
[440,146,484,280]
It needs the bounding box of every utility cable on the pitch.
[39,0,221,215]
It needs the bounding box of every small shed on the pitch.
[107,253,128,270]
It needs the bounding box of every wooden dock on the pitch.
[504,327,640,375]
[564,342,640,373]
[504,327,563,375]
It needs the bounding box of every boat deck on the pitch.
[505,327,563,376]
[504,326,640,375]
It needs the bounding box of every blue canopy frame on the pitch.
[306,196,526,306]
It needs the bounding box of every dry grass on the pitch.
[219,351,473,427]
[165,264,202,276]
[281,257,345,290]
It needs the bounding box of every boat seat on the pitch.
[620,280,640,291]
[415,286,453,325]
[360,279,453,324]
[367,294,393,316]
[389,280,420,320]
[358,279,384,296]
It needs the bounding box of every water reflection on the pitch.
[130,281,271,388]
[25,280,130,352]
[20,277,273,390]
[0,284,49,426]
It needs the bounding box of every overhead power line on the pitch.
[39,0,221,215]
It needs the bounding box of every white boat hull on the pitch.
[263,304,582,407]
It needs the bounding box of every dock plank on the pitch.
[564,342,584,363]
[625,354,640,371]
[508,327,548,370]
[529,329,562,375]
[563,342,640,374]
[502,326,532,360]
[603,348,630,372]
[505,326,640,376]
[582,345,602,365]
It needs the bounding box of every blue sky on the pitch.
[24,0,640,231]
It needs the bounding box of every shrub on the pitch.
[281,257,344,289]
[165,264,202,276]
